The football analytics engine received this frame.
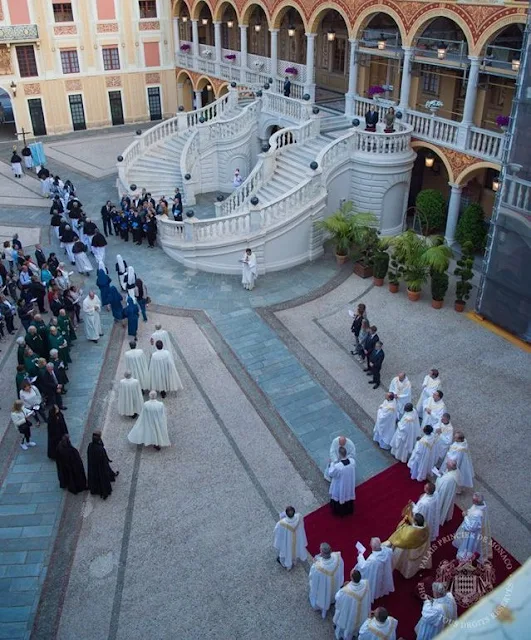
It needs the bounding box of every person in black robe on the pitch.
[55,434,87,494]
[87,431,119,500]
[47,405,69,460]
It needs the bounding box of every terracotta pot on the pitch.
[373,277,384,286]
[353,262,373,278]
[454,301,466,313]
[407,289,421,302]
[388,282,399,293]
[431,299,443,309]
[335,253,349,265]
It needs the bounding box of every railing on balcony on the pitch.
[407,109,460,146]
[468,126,504,161]
[0,24,39,43]
[501,175,531,213]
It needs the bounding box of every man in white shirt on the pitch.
[439,431,474,491]
[453,492,492,563]
[308,542,344,619]
[416,368,442,420]
[414,582,457,639]
[435,459,460,525]
[355,537,394,603]
[408,425,437,482]
[389,372,411,417]
[412,482,440,541]
[273,506,308,570]
[333,569,371,640]
[358,607,398,640]
[327,446,356,516]
[373,392,397,450]
[325,435,356,481]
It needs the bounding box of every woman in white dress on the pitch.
[241,248,257,291]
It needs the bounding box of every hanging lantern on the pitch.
[437,42,447,60]
[492,176,500,192]
[254,22,261,33]
[425,153,435,168]
[511,57,520,72]
[227,20,234,28]
[182,16,188,23]
[377,34,386,50]
[288,25,296,37]
[206,84,212,91]
[327,29,336,43]
[201,18,208,26]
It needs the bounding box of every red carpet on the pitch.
[305,463,519,639]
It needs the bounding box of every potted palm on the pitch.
[372,250,390,286]
[454,241,474,312]
[387,250,403,293]
[353,227,379,278]
[430,270,449,309]
[316,202,354,265]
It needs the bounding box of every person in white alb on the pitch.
[117,371,144,418]
[439,431,474,491]
[373,392,397,450]
[149,340,183,398]
[358,607,398,640]
[355,537,394,603]
[127,391,171,451]
[390,403,421,463]
[308,542,344,619]
[435,459,460,525]
[333,569,371,640]
[407,425,438,482]
[421,391,446,428]
[388,372,411,417]
[82,291,103,343]
[412,482,440,541]
[416,368,442,420]
[273,506,308,570]
[124,341,150,391]
[150,324,171,351]
[453,492,492,563]
[324,435,356,481]
[414,582,457,639]
[241,248,257,291]
[433,413,453,464]
[327,446,356,516]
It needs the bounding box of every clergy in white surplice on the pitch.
[416,368,442,419]
[324,435,356,481]
[388,372,411,417]
[124,341,150,391]
[435,459,460,525]
[390,403,421,463]
[439,432,475,490]
[308,543,344,619]
[453,493,492,563]
[327,447,356,516]
[127,391,171,450]
[358,607,398,640]
[408,425,438,482]
[355,538,394,603]
[150,324,171,351]
[117,371,144,418]
[385,509,431,579]
[434,413,454,464]
[412,482,440,541]
[273,506,308,570]
[373,392,397,450]
[333,569,371,640]
[414,582,457,640]
[421,391,446,428]
[82,291,103,342]
[149,341,184,398]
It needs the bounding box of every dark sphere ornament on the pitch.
[230,81,237,88]
[352,118,360,127]
[263,83,270,90]
[396,110,403,119]
[256,90,263,98]
[178,106,184,112]
[117,155,123,162]
[302,93,311,101]
[310,161,318,170]
[198,116,205,123]
[261,143,269,152]
[130,184,137,191]
[136,129,142,135]
[186,210,195,218]
[312,106,320,115]
[216,194,225,202]
[250,196,259,205]
[184,173,191,181]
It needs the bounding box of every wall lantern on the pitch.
[227,20,234,28]
[182,16,188,23]
[425,153,435,168]
[206,84,212,91]
[492,177,500,192]
[201,18,209,26]
[511,57,520,72]
[437,42,447,60]
[254,22,262,33]
[327,29,336,42]
[377,34,386,50]
[288,25,295,37]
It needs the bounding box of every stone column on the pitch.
[444,183,463,244]
[399,46,414,111]
[191,19,199,58]
[270,29,278,89]
[345,39,358,117]
[173,18,180,57]
[462,57,481,126]
[177,82,184,107]
[240,25,248,83]
[214,21,222,75]
[194,90,202,110]
[304,33,316,100]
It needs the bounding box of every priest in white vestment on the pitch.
[333,569,371,640]
[373,392,397,450]
[385,509,431,579]
[416,368,442,419]
[439,432,474,490]
[355,538,394,603]
[327,446,355,516]
[414,582,457,640]
[273,506,308,570]
[118,371,144,418]
[358,607,398,640]
[421,391,446,428]
[435,460,460,525]
[389,372,411,417]
[82,291,103,342]
[412,482,440,541]
[241,248,257,291]
[127,391,171,450]
[150,324,171,351]
[434,413,453,464]
[390,403,420,463]
[149,340,184,397]
[453,492,492,563]
[124,341,150,391]
[408,425,437,482]
[324,435,356,481]
[308,543,344,619]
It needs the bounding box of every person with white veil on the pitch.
[125,266,137,299]
[115,255,128,291]
[127,390,170,451]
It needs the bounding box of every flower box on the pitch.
[368,85,385,98]
[180,44,191,52]
[285,67,298,76]
[225,54,236,61]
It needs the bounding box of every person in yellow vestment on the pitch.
[384,502,431,579]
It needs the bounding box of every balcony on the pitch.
[0,24,39,44]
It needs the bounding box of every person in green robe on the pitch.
[16,364,28,394]
[25,326,48,359]
[23,348,40,377]
[48,326,71,366]
[57,308,77,345]
[31,314,49,346]
[16,337,27,365]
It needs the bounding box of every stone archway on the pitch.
[176,70,194,111]
[0,87,17,141]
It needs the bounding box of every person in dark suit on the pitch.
[363,325,379,366]
[365,106,379,132]
[35,245,46,268]
[366,341,385,389]
[40,363,67,410]
[100,201,114,236]
[283,77,291,97]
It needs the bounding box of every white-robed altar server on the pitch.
[241,248,257,291]
[373,392,397,450]
[435,459,460,525]
[355,538,394,603]
[390,403,420,463]
[433,413,453,464]
[412,482,440,541]
[453,492,492,563]
[150,324,171,351]
[389,372,411,417]
[327,447,356,516]
[308,542,344,619]
[118,371,144,418]
[324,435,356,481]
[407,425,437,482]
[82,291,103,342]
[273,506,308,570]
[149,340,183,398]
[333,569,371,640]
[415,582,457,640]
[421,391,446,428]
[439,431,474,490]
[416,368,442,419]
[358,607,398,640]
[127,390,171,450]
[124,341,150,391]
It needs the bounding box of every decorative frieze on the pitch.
[54,25,77,36]
[145,72,160,84]
[139,21,160,31]
[24,83,41,96]
[65,79,82,91]
[106,75,122,87]
[97,23,119,33]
